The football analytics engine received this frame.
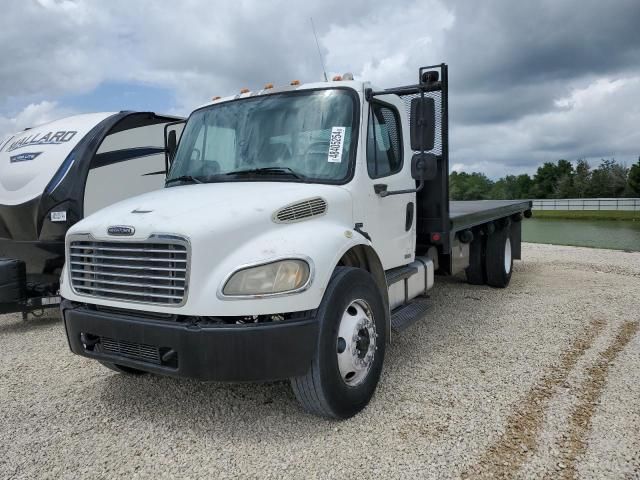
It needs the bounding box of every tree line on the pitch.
[450,158,640,200]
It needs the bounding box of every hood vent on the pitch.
[273,197,328,224]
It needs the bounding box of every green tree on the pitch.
[531,160,574,198]
[587,159,628,197]
[573,159,591,198]
[489,174,533,199]
[628,157,640,196]
[450,171,494,200]
[553,174,576,198]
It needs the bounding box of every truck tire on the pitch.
[99,361,147,375]
[465,235,485,285]
[290,267,386,419]
[485,225,513,288]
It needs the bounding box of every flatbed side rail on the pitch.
[449,200,533,234]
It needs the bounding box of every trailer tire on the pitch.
[465,235,485,285]
[290,267,386,419]
[485,225,513,288]
[99,361,147,375]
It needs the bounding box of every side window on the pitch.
[367,103,402,178]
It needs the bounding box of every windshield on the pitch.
[167,89,358,184]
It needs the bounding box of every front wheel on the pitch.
[290,267,387,419]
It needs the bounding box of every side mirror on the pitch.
[411,153,438,181]
[166,130,177,162]
[410,97,435,152]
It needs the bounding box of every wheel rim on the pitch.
[336,299,377,386]
[504,237,512,274]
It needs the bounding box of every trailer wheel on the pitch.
[99,361,147,375]
[485,226,513,288]
[290,267,386,419]
[465,235,485,285]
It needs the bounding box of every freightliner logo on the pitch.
[107,225,136,236]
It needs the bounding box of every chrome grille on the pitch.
[68,235,189,306]
[273,197,327,223]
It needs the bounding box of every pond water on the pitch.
[522,218,640,251]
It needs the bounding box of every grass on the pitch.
[532,210,640,221]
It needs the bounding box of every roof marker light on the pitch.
[212,96,221,100]
[290,80,300,86]
[342,72,354,80]
[240,88,250,93]
[332,75,342,81]
[264,83,274,89]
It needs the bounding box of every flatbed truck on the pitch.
[60,64,532,418]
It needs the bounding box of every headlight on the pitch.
[223,259,311,296]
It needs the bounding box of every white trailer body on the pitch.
[0,111,183,316]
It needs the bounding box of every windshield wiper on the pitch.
[165,175,204,186]
[225,167,306,180]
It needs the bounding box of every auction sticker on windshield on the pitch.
[327,127,346,163]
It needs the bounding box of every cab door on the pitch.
[360,96,416,270]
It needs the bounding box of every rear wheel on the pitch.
[99,361,147,375]
[290,267,386,419]
[485,224,513,288]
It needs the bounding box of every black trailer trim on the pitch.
[0,295,61,316]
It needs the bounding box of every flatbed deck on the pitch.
[449,200,532,233]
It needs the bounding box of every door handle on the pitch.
[405,202,414,231]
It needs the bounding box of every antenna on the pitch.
[310,17,328,82]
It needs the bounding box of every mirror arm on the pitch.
[375,180,424,198]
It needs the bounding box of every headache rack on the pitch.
[68,234,189,306]
[366,64,450,254]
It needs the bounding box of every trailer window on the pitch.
[367,103,402,179]
[168,89,358,185]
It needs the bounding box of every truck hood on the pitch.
[71,181,353,241]
[63,181,361,316]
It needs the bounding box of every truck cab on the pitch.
[60,65,531,418]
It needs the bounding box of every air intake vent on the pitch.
[273,197,327,223]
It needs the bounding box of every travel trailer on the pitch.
[0,111,184,317]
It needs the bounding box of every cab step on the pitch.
[390,297,430,333]
[385,264,418,285]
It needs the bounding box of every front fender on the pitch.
[189,220,373,316]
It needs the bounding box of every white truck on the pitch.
[60,65,532,418]
[0,111,183,318]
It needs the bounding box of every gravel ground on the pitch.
[1,243,639,479]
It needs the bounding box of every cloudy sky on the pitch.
[1,0,639,177]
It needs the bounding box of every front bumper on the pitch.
[61,301,318,381]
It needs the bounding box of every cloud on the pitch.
[452,76,640,177]
[1,0,639,175]
[321,0,454,87]
[0,101,72,142]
